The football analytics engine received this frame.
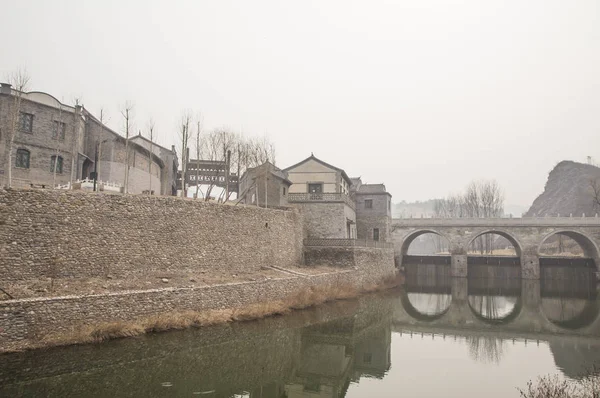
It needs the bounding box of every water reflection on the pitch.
[468,295,519,321]
[406,292,452,317]
[0,299,393,398]
[1,263,600,398]
[466,335,507,364]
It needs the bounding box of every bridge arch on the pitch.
[399,229,450,256]
[538,229,600,267]
[466,229,523,257]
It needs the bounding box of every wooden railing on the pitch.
[304,238,394,249]
[288,193,355,209]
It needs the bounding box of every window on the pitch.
[363,353,373,365]
[373,228,380,241]
[19,112,34,133]
[388,200,391,210]
[283,186,286,196]
[365,199,373,209]
[50,155,63,174]
[15,149,30,168]
[308,183,323,194]
[52,121,66,140]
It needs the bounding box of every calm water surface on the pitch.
[1,264,599,398]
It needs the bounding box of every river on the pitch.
[1,264,599,398]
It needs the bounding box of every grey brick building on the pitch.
[0,84,177,195]
[238,162,292,207]
[281,154,392,241]
[284,154,357,239]
[352,179,393,242]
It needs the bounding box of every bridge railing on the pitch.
[392,217,600,226]
[304,238,394,249]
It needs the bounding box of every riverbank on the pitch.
[0,269,401,353]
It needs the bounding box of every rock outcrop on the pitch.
[525,161,600,217]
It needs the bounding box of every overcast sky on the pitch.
[2,0,599,206]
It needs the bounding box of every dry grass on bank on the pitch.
[39,274,403,349]
[518,370,600,398]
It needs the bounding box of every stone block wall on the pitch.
[0,189,304,282]
[0,268,395,352]
[355,193,392,242]
[292,202,355,238]
[303,246,395,281]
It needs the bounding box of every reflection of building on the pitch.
[0,84,178,195]
[285,315,391,398]
[549,341,600,379]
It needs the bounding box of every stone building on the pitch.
[351,178,393,242]
[284,154,357,239]
[238,161,292,207]
[280,154,393,241]
[0,84,177,195]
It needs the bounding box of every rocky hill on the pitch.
[525,161,600,217]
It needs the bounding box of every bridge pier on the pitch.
[451,255,467,277]
[521,279,541,309]
[522,255,540,279]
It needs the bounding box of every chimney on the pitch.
[0,83,12,95]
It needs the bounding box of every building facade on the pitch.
[0,84,177,195]
[284,154,357,239]
[352,179,393,242]
[282,154,392,242]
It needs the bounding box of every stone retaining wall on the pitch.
[0,268,395,352]
[303,246,394,280]
[0,189,304,281]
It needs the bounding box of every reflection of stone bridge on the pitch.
[396,277,600,337]
[392,218,600,278]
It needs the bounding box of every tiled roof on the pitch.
[358,184,387,193]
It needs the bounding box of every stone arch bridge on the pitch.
[392,218,600,279]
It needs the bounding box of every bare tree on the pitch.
[590,178,600,212]
[194,114,203,199]
[51,102,64,188]
[146,118,155,195]
[120,102,134,194]
[96,108,108,189]
[5,68,31,188]
[178,111,192,198]
[200,128,236,201]
[69,97,83,187]
[434,180,504,254]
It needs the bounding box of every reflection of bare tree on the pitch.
[468,296,518,320]
[407,293,452,316]
[467,336,507,364]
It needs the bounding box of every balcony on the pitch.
[287,192,355,209]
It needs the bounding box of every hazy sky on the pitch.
[3,0,599,206]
